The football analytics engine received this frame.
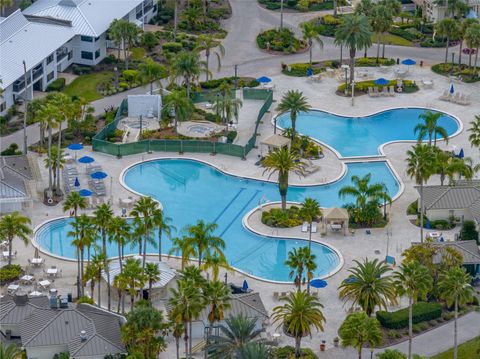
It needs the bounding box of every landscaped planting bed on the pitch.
[258,0,345,12]
[257,28,307,54]
[431,63,480,83]
[337,79,419,96]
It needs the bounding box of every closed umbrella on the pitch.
[91,171,108,180]
[242,280,249,291]
[307,68,313,77]
[374,78,389,86]
[458,148,464,158]
[450,84,455,94]
[79,189,93,197]
[74,177,80,187]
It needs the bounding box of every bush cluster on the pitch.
[226,131,237,143]
[257,28,307,53]
[275,345,318,359]
[261,206,304,228]
[355,57,396,67]
[282,62,324,77]
[46,78,66,92]
[337,79,418,94]
[431,63,480,83]
[0,264,22,285]
[460,220,479,243]
[200,77,259,89]
[376,302,442,329]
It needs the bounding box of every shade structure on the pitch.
[78,156,95,164]
[68,143,83,151]
[91,171,108,180]
[310,279,327,288]
[242,280,249,291]
[401,59,416,66]
[256,76,272,83]
[450,84,455,94]
[374,78,389,85]
[74,177,80,187]
[79,189,93,197]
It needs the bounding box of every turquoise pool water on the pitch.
[36,159,400,282]
[276,108,459,157]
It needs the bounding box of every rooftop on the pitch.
[0,155,33,202]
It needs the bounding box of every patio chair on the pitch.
[388,86,395,96]
[301,222,309,233]
[452,93,461,103]
[381,87,388,96]
[439,90,450,101]
[273,292,279,300]
[368,87,374,97]
[311,222,318,233]
[373,87,379,97]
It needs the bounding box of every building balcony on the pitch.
[56,49,69,62]
[32,66,44,81]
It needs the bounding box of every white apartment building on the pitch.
[413,0,480,22]
[0,0,158,115]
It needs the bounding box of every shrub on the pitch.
[1,143,22,156]
[72,65,91,75]
[261,206,304,228]
[256,28,307,53]
[389,27,419,42]
[430,219,452,230]
[376,302,442,329]
[407,200,418,215]
[0,264,22,284]
[387,329,401,339]
[46,78,66,92]
[162,42,183,53]
[226,130,237,143]
[460,220,479,243]
[355,57,396,67]
[376,349,407,359]
[282,62,324,77]
[428,319,438,327]
[142,32,159,50]
[322,14,342,25]
[420,38,446,48]
[412,324,422,333]
[442,311,455,321]
[77,296,94,305]
[122,70,139,84]
[275,345,318,359]
[338,79,418,94]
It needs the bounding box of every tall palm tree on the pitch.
[457,19,478,66]
[184,220,225,268]
[169,236,195,270]
[299,198,321,251]
[203,280,231,335]
[196,35,225,81]
[465,23,480,73]
[155,210,174,262]
[334,15,372,87]
[272,291,326,358]
[108,216,130,272]
[63,191,87,218]
[163,90,194,132]
[338,258,397,316]
[394,261,432,359]
[108,19,141,69]
[406,144,434,242]
[201,252,231,281]
[123,258,146,311]
[37,101,59,194]
[414,111,448,147]
[43,146,65,194]
[169,318,185,359]
[93,203,114,310]
[212,82,243,125]
[0,342,22,359]
[206,314,264,359]
[338,311,382,359]
[438,266,474,359]
[468,115,480,148]
[276,90,311,142]
[285,247,317,292]
[436,18,460,64]
[84,253,105,306]
[171,51,209,98]
[0,211,31,266]
[144,262,161,301]
[300,22,323,66]
[369,5,392,62]
[262,147,305,211]
[338,173,391,227]
[113,273,128,314]
[139,58,167,94]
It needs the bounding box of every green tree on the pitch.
[468,115,480,148]
[122,258,146,311]
[465,23,480,72]
[139,58,167,94]
[169,236,195,270]
[414,111,448,147]
[300,22,323,66]
[63,191,87,218]
[0,342,22,359]
[369,5,393,62]
[201,252,231,281]
[335,15,372,87]
[144,262,161,301]
[438,266,475,359]
[0,0,13,17]
[171,51,209,98]
[168,318,184,359]
[239,342,273,359]
[156,209,174,262]
[285,247,317,293]
[394,261,432,359]
[406,144,435,242]
[204,280,231,335]
[206,314,264,358]
[276,90,311,142]
[184,219,225,268]
[0,211,31,266]
[84,253,105,306]
[43,146,65,194]
[436,18,460,64]
[108,216,130,272]
[299,197,321,251]
[163,89,194,132]
[457,19,478,66]
[212,82,243,125]
[37,100,59,194]
[196,35,225,81]
[338,258,397,316]
[108,19,141,69]
[272,291,326,358]
[262,147,305,211]
[339,311,382,359]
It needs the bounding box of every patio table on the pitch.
[29,291,43,296]
[47,268,58,276]
[39,280,51,288]
[31,258,44,265]
[20,275,34,283]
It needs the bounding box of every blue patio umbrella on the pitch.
[78,156,95,164]
[256,76,272,83]
[68,143,83,151]
[401,59,416,66]
[374,78,389,85]
[310,279,328,289]
[79,189,93,197]
[242,280,249,291]
[426,218,431,229]
[307,67,313,77]
[458,148,464,158]
[74,177,80,187]
[91,171,108,180]
[450,84,455,94]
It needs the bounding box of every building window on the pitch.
[0,102,6,112]
[46,54,54,64]
[68,51,73,60]
[81,36,93,42]
[81,51,93,60]
[47,71,54,81]
[95,49,101,59]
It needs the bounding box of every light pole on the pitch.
[351,80,355,106]
[341,64,349,96]
[280,0,284,29]
[451,52,455,75]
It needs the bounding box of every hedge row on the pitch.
[376,302,442,329]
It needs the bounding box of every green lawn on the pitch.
[371,34,413,47]
[63,71,114,102]
[430,336,480,359]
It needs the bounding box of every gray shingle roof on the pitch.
[0,295,50,325]
[425,240,480,265]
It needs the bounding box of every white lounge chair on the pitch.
[373,87,379,97]
[301,222,309,233]
[311,222,318,233]
[381,87,388,96]
[388,86,395,96]
[368,87,374,97]
[439,90,450,101]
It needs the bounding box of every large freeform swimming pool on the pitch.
[36,159,401,282]
[276,108,459,157]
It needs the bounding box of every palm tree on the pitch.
[0,211,31,266]
[239,342,273,359]
[108,19,141,69]
[276,90,310,142]
[156,210,174,262]
[169,236,195,270]
[0,342,22,359]
[37,101,59,194]
[113,272,128,313]
[206,314,264,358]
[204,280,231,334]
[139,58,167,94]
[169,318,185,359]
[43,146,65,194]
[438,266,474,359]
[436,18,460,64]
[458,19,478,66]
[272,291,326,358]
[394,261,432,359]
[201,252,231,281]
[406,144,435,242]
[338,258,397,316]
[465,23,480,73]
[212,82,243,125]
[338,311,382,359]
[171,51,209,98]
[108,216,130,272]
[338,173,391,227]
[163,90,194,132]
[262,147,305,211]
[184,220,225,268]
[300,22,323,66]
[196,35,225,81]
[300,198,321,251]
[84,253,105,306]
[63,191,87,218]
[123,258,146,311]
[468,115,480,148]
[414,111,448,147]
[370,5,392,62]
[285,247,317,292]
[335,15,372,87]
[144,262,161,301]
[93,203,114,310]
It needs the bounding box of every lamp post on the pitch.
[451,52,455,75]
[341,64,349,96]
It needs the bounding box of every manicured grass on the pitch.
[371,34,413,47]
[430,336,480,359]
[63,71,114,102]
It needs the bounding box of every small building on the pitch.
[322,207,349,236]
[260,134,291,153]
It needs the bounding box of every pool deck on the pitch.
[5,65,480,358]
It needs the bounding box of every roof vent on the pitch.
[13,292,28,306]
[80,330,87,342]
[50,295,58,309]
